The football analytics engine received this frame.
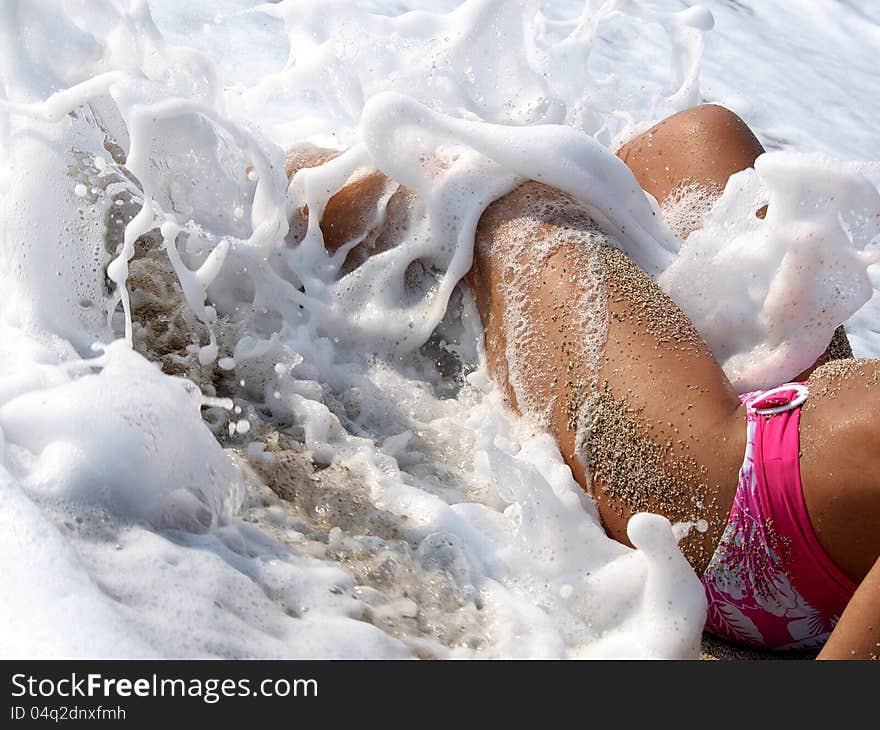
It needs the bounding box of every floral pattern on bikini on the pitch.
[701,391,840,651]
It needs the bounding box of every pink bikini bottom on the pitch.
[701,383,858,650]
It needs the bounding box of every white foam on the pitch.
[662,154,880,390]
[1,0,878,659]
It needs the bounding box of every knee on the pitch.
[669,105,762,153]
[675,104,747,134]
[618,104,756,158]
[617,103,764,205]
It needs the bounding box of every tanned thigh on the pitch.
[800,360,880,584]
[469,181,745,572]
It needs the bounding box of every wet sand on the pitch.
[700,633,817,660]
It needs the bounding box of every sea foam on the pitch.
[0,0,878,658]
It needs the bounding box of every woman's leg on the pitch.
[467,182,745,573]
[800,360,880,584]
[817,552,880,659]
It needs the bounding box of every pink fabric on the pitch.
[701,384,858,650]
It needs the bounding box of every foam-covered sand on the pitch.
[1,0,879,659]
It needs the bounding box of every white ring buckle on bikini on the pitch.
[750,383,810,416]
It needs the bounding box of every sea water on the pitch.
[0,0,878,658]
